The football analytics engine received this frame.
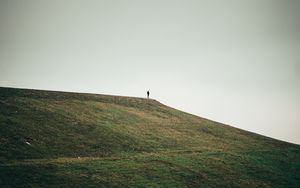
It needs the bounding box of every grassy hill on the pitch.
[0,87,299,187]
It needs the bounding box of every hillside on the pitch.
[0,87,299,187]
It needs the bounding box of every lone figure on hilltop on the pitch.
[147,90,150,99]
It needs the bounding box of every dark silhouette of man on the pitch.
[147,90,150,99]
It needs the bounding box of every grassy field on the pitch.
[0,87,299,187]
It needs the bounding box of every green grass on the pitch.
[0,87,299,187]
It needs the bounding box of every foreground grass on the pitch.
[1,148,299,187]
[0,87,300,187]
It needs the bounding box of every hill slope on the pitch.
[0,87,299,187]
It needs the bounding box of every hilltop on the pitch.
[0,87,299,187]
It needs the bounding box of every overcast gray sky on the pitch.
[1,0,300,144]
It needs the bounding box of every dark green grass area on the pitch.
[0,87,300,187]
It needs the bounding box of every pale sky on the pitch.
[1,0,299,144]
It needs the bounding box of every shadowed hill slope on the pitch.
[0,87,299,187]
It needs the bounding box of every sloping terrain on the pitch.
[0,87,299,187]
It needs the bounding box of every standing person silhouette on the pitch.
[147,90,150,99]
